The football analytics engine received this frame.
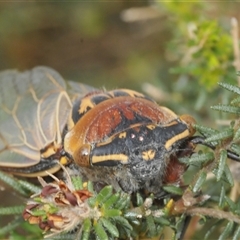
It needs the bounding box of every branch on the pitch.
[186,207,240,224]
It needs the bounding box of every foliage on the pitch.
[170,20,235,90]
[159,2,236,91]
[150,2,239,130]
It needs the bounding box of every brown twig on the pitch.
[185,207,240,225]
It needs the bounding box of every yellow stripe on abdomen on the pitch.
[164,129,190,150]
[92,154,128,164]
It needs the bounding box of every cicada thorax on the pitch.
[64,89,158,164]
[68,89,153,128]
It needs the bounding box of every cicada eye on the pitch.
[73,144,91,167]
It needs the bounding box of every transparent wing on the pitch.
[66,80,97,100]
[0,66,72,167]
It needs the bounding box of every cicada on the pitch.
[0,67,239,195]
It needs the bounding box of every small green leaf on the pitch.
[0,206,25,215]
[225,196,236,211]
[146,215,157,237]
[103,193,120,209]
[130,219,141,226]
[189,152,214,164]
[224,164,234,187]
[124,211,140,220]
[102,209,121,218]
[175,215,189,240]
[88,196,97,208]
[82,218,92,240]
[233,225,240,240]
[154,217,170,226]
[194,124,219,137]
[95,186,113,206]
[156,225,164,238]
[233,127,240,141]
[236,201,240,215]
[219,186,225,208]
[218,221,233,240]
[203,221,218,240]
[71,175,83,190]
[218,82,240,95]
[100,217,119,237]
[112,216,133,231]
[216,150,227,181]
[0,171,27,196]
[162,185,183,195]
[87,180,94,193]
[93,221,108,240]
[198,216,207,225]
[204,128,234,142]
[230,143,240,155]
[193,171,207,193]
[211,105,240,115]
[18,180,41,193]
[231,96,240,105]
[178,157,190,164]
[135,192,143,206]
[114,194,130,210]
[30,209,47,217]
[32,197,43,203]
[50,233,77,239]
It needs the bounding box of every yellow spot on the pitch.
[164,129,190,150]
[92,154,128,164]
[146,124,156,130]
[78,98,95,114]
[142,149,156,161]
[60,156,68,165]
[164,199,174,215]
[41,144,56,159]
[164,120,179,127]
[119,132,126,138]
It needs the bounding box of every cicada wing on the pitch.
[0,151,37,167]
[0,66,72,168]
[66,80,97,100]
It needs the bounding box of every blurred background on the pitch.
[1,1,240,239]
[0,1,239,120]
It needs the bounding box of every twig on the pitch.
[185,207,240,224]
